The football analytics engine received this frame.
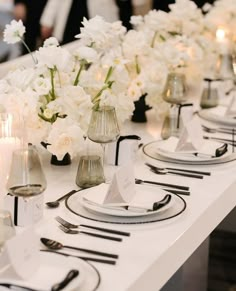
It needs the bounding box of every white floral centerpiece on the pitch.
[123,0,206,114]
[0,18,134,160]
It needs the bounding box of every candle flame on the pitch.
[216,28,226,42]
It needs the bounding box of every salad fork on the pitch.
[55,216,130,236]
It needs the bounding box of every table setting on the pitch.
[1,0,236,290]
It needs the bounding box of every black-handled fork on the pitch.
[145,163,211,176]
[56,216,130,236]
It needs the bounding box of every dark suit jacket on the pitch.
[14,0,47,52]
[115,0,133,30]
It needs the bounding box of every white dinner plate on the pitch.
[198,106,236,126]
[0,252,100,291]
[143,140,236,165]
[66,184,187,224]
[80,184,174,217]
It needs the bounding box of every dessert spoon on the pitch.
[40,238,118,259]
[46,189,81,208]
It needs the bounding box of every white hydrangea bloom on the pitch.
[3,19,25,44]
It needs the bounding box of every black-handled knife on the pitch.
[51,269,79,291]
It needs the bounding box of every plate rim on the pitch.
[198,108,236,126]
[0,251,101,291]
[142,140,236,165]
[65,187,187,225]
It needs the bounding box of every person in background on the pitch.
[14,0,47,54]
[152,0,215,12]
[40,0,134,45]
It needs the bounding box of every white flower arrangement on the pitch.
[1,1,235,159]
[1,18,134,160]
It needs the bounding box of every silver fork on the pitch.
[58,225,123,242]
[55,216,130,236]
[202,125,235,134]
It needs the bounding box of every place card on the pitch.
[2,228,39,280]
[176,116,204,152]
[103,163,136,204]
[225,95,236,117]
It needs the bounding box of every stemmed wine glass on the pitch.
[6,146,47,197]
[87,106,120,180]
[162,72,188,138]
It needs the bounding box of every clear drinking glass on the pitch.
[87,106,120,144]
[162,72,187,137]
[0,113,23,196]
[6,147,47,197]
[76,155,105,188]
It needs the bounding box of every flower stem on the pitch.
[73,60,85,86]
[151,31,158,48]
[135,55,141,75]
[20,37,37,64]
[49,68,56,100]
[104,66,114,84]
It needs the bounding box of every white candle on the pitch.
[216,28,230,54]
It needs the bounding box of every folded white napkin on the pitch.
[82,183,169,213]
[158,136,225,159]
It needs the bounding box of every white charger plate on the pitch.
[80,185,174,217]
[0,251,100,291]
[66,184,186,224]
[143,140,236,165]
[198,107,236,126]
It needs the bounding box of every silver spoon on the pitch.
[45,189,81,208]
[40,237,118,259]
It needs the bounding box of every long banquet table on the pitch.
[1,41,236,291]
[23,109,236,291]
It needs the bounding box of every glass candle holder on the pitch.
[76,155,105,189]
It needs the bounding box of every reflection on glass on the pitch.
[6,147,47,197]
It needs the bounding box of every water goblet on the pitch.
[0,113,22,197]
[162,72,187,138]
[87,106,120,180]
[6,147,47,197]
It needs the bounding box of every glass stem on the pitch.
[101,143,106,167]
